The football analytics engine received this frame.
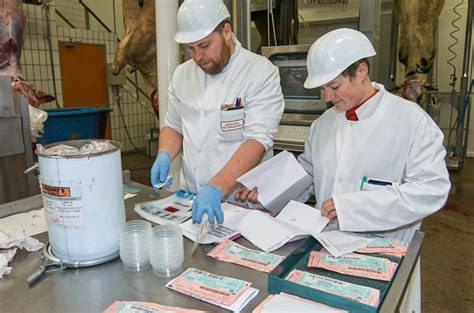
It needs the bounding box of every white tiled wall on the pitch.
[21,2,156,152]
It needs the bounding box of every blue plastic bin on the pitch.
[37,107,112,145]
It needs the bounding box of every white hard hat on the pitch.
[175,0,231,44]
[304,28,376,89]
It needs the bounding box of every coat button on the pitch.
[338,178,343,183]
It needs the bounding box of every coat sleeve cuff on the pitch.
[333,195,349,231]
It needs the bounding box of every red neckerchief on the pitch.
[345,89,379,121]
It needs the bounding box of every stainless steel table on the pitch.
[0,181,423,313]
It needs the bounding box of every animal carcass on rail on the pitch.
[395,0,445,103]
[111,0,158,119]
[0,0,54,107]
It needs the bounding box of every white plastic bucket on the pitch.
[36,140,125,262]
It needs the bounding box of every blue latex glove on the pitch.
[150,151,171,192]
[192,184,223,224]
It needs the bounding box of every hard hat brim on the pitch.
[304,72,340,89]
[175,29,213,44]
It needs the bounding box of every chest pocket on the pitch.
[219,108,244,141]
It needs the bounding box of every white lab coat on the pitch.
[164,37,284,193]
[298,82,450,243]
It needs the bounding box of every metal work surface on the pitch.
[0,182,422,313]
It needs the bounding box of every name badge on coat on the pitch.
[220,98,245,141]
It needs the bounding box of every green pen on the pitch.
[360,176,367,191]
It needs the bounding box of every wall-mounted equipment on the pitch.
[0,76,38,204]
[262,44,329,153]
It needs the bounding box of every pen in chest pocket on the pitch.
[221,97,243,111]
[360,176,395,191]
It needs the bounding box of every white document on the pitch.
[227,287,259,313]
[253,292,348,313]
[0,208,47,237]
[238,210,299,252]
[314,230,374,257]
[276,201,329,237]
[180,203,250,244]
[237,151,312,214]
[237,201,329,252]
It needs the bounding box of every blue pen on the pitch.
[235,97,239,108]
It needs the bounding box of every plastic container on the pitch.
[149,225,184,277]
[119,220,152,271]
[38,107,112,145]
[36,139,125,262]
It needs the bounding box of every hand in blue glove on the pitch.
[192,184,223,224]
[150,151,171,192]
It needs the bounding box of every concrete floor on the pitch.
[122,152,474,312]
[421,159,474,312]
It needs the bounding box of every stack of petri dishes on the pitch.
[149,225,184,277]
[119,220,152,271]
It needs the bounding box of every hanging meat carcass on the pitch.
[0,0,54,107]
[111,0,158,119]
[395,0,445,103]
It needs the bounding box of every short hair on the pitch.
[341,58,370,78]
[213,18,231,33]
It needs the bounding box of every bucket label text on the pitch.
[40,178,84,227]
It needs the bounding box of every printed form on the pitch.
[356,236,407,257]
[166,268,258,312]
[253,292,348,313]
[285,270,380,308]
[103,301,206,312]
[180,203,250,244]
[308,249,398,281]
[314,230,374,257]
[207,239,285,273]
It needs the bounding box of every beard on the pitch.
[198,37,232,75]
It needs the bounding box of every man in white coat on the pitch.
[237,28,450,312]
[150,0,284,225]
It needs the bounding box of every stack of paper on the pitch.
[253,292,348,313]
[237,150,312,214]
[308,250,398,281]
[166,268,259,312]
[355,236,407,257]
[314,230,374,257]
[180,203,250,244]
[237,200,329,252]
[207,239,285,273]
[103,301,206,313]
[285,270,380,308]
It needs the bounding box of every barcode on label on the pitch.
[199,285,231,296]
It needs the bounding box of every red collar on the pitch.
[345,89,379,121]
